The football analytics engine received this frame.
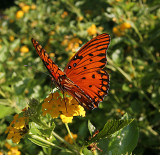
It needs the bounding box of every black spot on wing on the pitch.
[89,53,93,56]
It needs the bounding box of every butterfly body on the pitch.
[31,33,110,110]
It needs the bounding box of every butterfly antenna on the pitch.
[62,91,68,113]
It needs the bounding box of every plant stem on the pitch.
[107,57,132,82]
[65,123,78,147]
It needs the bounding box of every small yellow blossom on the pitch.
[49,53,55,57]
[61,11,68,18]
[16,10,24,19]
[77,16,83,21]
[60,115,73,123]
[112,17,117,22]
[98,26,104,31]
[9,36,14,41]
[64,132,78,144]
[22,5,30,13]
[61,38,69,46]
[55,25,60,30]
[5,113,29,144]
[116,109,125,115]
[57,56,62,61]
[19,2,25,8]
[5,142,11,149]
[8,146,21,155]
[62,37,82,52]
[31,21,38,28]
[112,26,122,36]
[87,24,97,36]
[20,45,29,53]
[113,22,131,36]
[0,45,2,49]
[120,22,131,31]
[49,31,55,35]
[42,92,86,123]
[31,4,36,10]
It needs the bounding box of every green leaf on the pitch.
[30,122,42,135]
[28,137,52,148]
[86,116,134,145]
[88,120,96,136]
[0,105,14,119]
[98,115,139,154]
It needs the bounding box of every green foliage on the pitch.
[0,0,160,154]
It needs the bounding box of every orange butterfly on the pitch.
[31,33,110,110]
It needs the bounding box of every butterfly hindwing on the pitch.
[67,69,109,108]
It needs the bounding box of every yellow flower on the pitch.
[49,31,55,35]
[63,37,82,52]
[42,92,86,123]
[31,4,36,10]
[5,114,29,144]
[9,36,14,41]
[49,53,55,57]
[61,11,68,18]
[20,45,29,53]
[77,16,83,21]
[16,10,24,19]
[5,142,11,149]
[112,26,122,36]
[8,146,21,155]
[87,24,97,36]
[19,2,25,8]
[31,21,38,28]
[22,5,30,13]
[112,17,117,22]
[98,26,104,31]
[64,132,78,144]
[120,22,131,31]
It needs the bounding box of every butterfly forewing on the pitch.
[31,38,65,83]
[64,33,110,76]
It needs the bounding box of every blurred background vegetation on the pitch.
[0,0,160,154]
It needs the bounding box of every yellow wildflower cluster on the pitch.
[4,143,21,155]
[61,11,68,18]
[87,24,97,36]
[113,22,131,36]
[61,37,82,52]
[16,10,24,19]
[64,132,78,144]
[20,45,29,53]
[42,92,86,123]
[16,2,36,19]
[9,36,15,42]
[5,114,29,144]
[116,109,125,115]
[77,16,83,21]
